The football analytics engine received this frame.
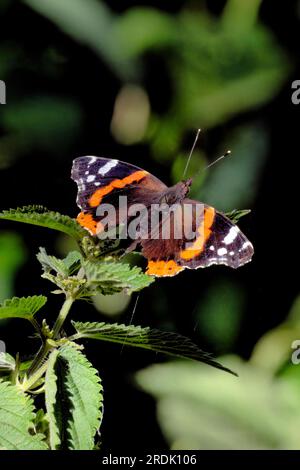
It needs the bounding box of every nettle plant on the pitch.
[0,205,243,450]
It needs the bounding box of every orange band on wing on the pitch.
[89,170,148,208]
[146,260,184,277]
[77,212,103,235]
[179,206,215,260]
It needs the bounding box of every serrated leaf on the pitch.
[0,295,47,320]
[83,259,154,295]
[71,321,235,375]
[37,247,81,277]
[0,380,48,450]
[0,205,85,241]
[225,209,251,224]
[37,248,85,296]
[57,345,103,450]
[45,349,60,450]
[37,247,69,277]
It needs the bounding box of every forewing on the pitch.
[71,156,167,236]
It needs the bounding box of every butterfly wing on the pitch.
[177,200,254,270]
[72,157,254,275]
[71,156,167,235]
[142,199,254,276]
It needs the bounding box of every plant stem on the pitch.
[27,341,52,379]
[22,359,49,392]
[52,296,74,339]
[24,295,74,389]
[30,317,43,338]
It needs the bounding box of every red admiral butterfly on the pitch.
[71,156,254,277]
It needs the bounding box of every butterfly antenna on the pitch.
[120,293,140,355]
[182,128,201,179]
[192,149,231,180]
[205,150,231,170]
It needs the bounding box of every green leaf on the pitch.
[63,251,83,273]
[71,321,235,375]
[45,349,60,450]
[45,347,102,450]
[83,259,154,296]
[135,358,300,450]
[0,295,47,320]
[0,206,85,241]
[0,380,48,450]
[37,248,85,296]
[37,247,81,277]
[24,0,136,80]
[224,209,251,224]
[56,345,103,450]
[0,353,16,372]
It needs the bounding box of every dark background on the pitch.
[0,0,300,450]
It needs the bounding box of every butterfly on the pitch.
[71,156,254,277]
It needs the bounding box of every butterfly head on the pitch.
[160,178,192,205]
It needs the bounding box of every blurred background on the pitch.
[0,0,300,450]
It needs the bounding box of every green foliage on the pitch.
[0,206,85,241]
[194,279,244,353]
[60,345,103,450]
[199,124,269,210]
[36,247,153,297]
[0,232,26,302]
[135,297,300,450]
[251,294,300,374]
[0,295,47,320]
[224,208,251,224]
[0,381,47,450]
[115,8,174,59]
[24,0,135,80]
[20,1,289,162]
[0,353,16,372]
[37,248,86,297]
[45,345,103,450]
[37,248,82,278]
[2,96,82,152]
[71,321,235,375]
[83,259,154,295]
[136,358,300,450]
[45,350,60,450]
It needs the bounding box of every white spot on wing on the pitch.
[217,247,227,256]
[209,246,215,251]
[223,226,239,245]
[87,175,96,182]
[242,241,252,250]
[87,156,97,166]
[98,159,118,176]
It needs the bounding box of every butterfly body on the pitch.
[71,156,254,277]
